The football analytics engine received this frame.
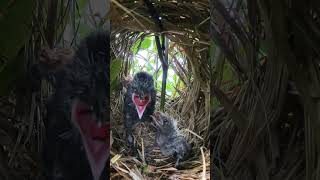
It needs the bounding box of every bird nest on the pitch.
[110,89,210,179]
[110,1,210,178]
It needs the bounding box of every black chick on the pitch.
[123,71,156,153]
[35,32,110,180]
[151,112,191,167]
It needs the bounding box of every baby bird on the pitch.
[151,112,191,167]
[123,72,156,154]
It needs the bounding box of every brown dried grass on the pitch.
[110,0,210,179]
[110,87,210,179]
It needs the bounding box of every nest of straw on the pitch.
[110,1,210,178]
[110,87,210,180]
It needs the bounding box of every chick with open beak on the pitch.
[39,32,110,180]
[151,112,191,168]
[123,71,156,154]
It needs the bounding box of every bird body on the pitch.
[151,112,191,167]
[123,72,156,151]
[39,32,110,180]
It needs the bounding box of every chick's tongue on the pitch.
[137,105,145,112]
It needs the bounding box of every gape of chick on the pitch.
[151,112,191,167]
[123,72,156,153]
[37,32,110,180]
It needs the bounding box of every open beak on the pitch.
[132,93,150,119]
[135,104,147,119]
[71,99,110,180]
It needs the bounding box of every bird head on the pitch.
[36,32,110,180]
[151,112,178,135]
[130,71,155,119]
[68,32,110,180]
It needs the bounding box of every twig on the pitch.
[201,147,206,180]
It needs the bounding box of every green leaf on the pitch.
[111,60,122,81]
[141,37,152,49]
[131,39,141,54]
[173,74,177,83]
[152,40,158,53]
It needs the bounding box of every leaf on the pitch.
[152,40,158,53]
[146,63,152,72]
[110,59,122,91]
[173,74,177,83]
[131,39,141,54]
[141,37,152,49]
[111,60,121,81]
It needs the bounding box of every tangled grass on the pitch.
[110,85,210,180]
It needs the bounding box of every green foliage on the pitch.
[129,35,185,97]
[131,40,140,55]
[140,37,152,49]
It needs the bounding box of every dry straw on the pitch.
[110,0,210,179]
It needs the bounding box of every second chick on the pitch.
[151,112,191,168]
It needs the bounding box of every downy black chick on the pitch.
[123,71,156,153]
[151,112,191,167]
[34,32,110,180]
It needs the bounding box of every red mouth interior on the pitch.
[72,100,110,180]
[75,105,109,140]
[132,94,150,119]
[133,95,149,107]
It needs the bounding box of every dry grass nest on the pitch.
[110,89,210,180]
[110,1,210,178]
